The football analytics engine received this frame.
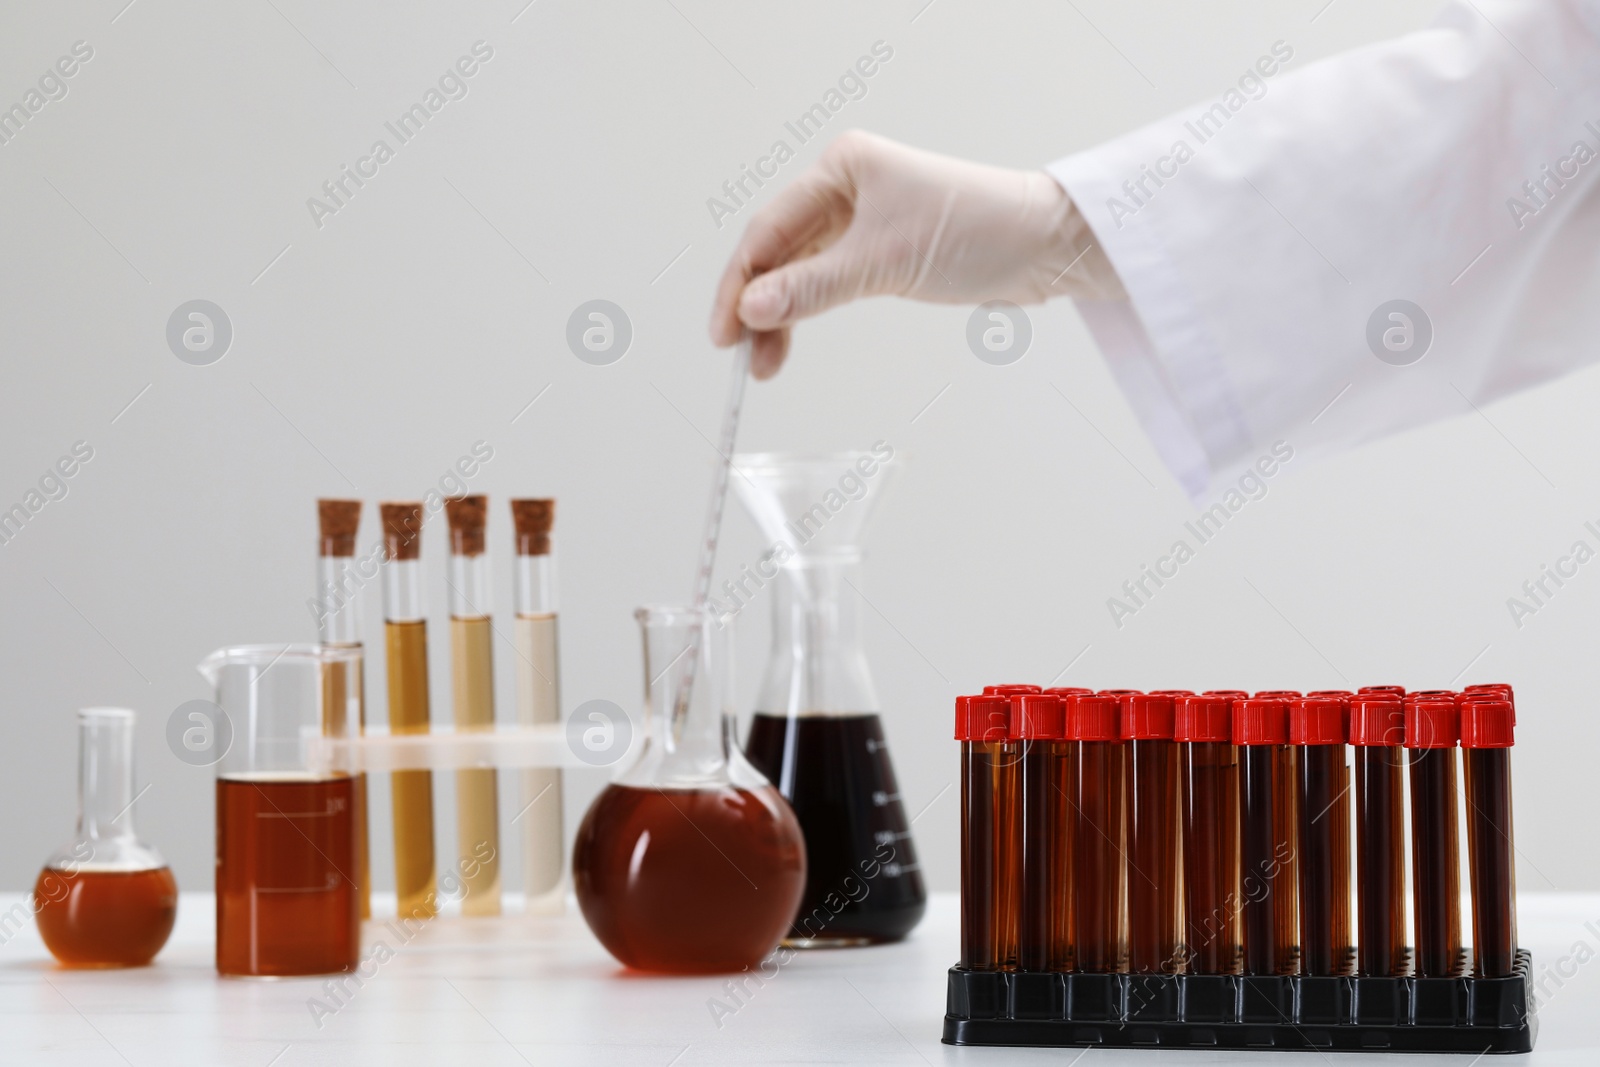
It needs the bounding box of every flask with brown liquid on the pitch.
[34,708,177,967]
[573,605,806,974]
[732,451,926,946]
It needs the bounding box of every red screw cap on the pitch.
[1290,697,1346,745]
[1349,696,1405,747]
[1119,693,1175,740]
[1404,697,1459,749]
[1462,684,1516,725]
[955,695,1010,742]
[1233,698,1291,745]
[1204,689,1248,699]
[1253,690,1302,699]
[1173,695,1231,742]
[1070,694,1120,742]
[1013,693,1067,740]
[1044,687,1093,699]
[984,684,1040,695]
[1460,699,1515,749]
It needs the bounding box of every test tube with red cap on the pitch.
[1291,696,1352,975]
[957,694,1017,970]
[1017,693,1073,971]
[1349,694,1407,976]
[1405,693,1463,976]
[1120,693,1180,973]
[1174,694,1239,974]
[1070,693,1125,972]
[1461,697,1517,977]
[1235,696,1298,975]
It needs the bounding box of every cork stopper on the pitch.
[444,495,488,557]
[318,499,361,557]
[380,501,424,561]
[511,498,555,556]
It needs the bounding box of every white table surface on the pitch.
[1,891,1595,1065]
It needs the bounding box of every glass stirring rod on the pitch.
[671,333,752,732]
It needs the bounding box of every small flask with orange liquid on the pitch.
[34,708,177,967]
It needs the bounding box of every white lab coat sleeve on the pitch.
[1047,0,1600,499]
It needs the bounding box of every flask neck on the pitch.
[78,711,137,841]
[758,556,878,716]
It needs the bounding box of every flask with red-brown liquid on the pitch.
[574,606,806,974]
[34,708,177,967]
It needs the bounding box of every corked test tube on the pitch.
[511,499,565,914]
[317,499,371,920]
[1016,693,1072,971]
[1120,693,1180,973]
[1405,694,1462,976]
[1349,694,1407,976]
[1071,694,1125,973]
[957,695,1015,970]
[380,502,437,920]
[445,496,501,916]
[1460,695,1518,977]
[1290,696,1352,975]
[1175,695,1239,974]
[1234,697,1298,975]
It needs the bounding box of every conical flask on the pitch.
[730,449,927,946]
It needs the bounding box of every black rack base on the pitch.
[943,951,1536,1054]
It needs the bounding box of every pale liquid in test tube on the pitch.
[511,498,564,913]
[516,611,564,911]
[451,615,501,914]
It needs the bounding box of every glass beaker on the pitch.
[34,708,177,967]
[731,450,927,946]
[200,644,362,977]
[572,606,806,974]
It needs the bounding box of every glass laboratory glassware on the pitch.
[34,708,177,967]
[1291,695,1353,976]
[1174,695,1240,975]
[1234,696,1298,976]
[446,495,501,916]
[1406,694,1463,977]
[201,644,361,977]
[1460,695,1518,977]
[732,451,927,947]
[1350,694,1407,977]
[1070,693,1125,973]
[380,502,437,921]
[572,605,805,974]
[316,498,371,920]
[512,498,564,914]
[956,694,1014,971]
[1120,692,1180,973]
[1016,693,1071,972]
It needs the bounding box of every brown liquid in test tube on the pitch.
[1406,695,1463,976]
[1235,697,1298,976]
[445,496,501,916]
[1119,693,1180,973]
[1175,695,1240,974]
[1016,693,1073,971]
[317,500,371,920]
[380,502,437,920]
[957,695,1015,970]
[1290,696,1352,975]
[1350,695,1408,976]
[1461,694,1518,977]
[1071,694,1126,973]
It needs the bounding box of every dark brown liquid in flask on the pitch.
[216,775,360,977]
[1461,697,1517,977]
[34,867,177,967]
[745,713,926,944]
[573,784,806,974]
[1351,697,1406,976]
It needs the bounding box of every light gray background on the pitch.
[1,0,1584,903]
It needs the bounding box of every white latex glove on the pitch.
[710,129,1123,377]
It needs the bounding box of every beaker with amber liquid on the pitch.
[34,708,177,967]
[731,451,927,946]
[573,605,806,974]
[201,644,362,977]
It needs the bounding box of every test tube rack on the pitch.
[943,951,1536,1053]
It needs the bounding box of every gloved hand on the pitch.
[709,129,1124,378]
